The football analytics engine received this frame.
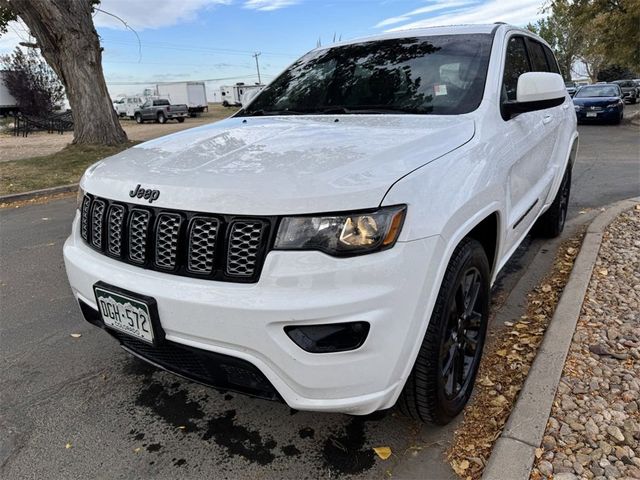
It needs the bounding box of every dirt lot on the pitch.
[0,104,238,162]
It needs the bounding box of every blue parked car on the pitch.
[573,84,625,124]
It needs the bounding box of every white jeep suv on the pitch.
[64,24,578,424]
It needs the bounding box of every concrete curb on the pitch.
[0,184,78,203]
[483,196,640,480]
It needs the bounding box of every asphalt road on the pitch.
[1,119,638,480]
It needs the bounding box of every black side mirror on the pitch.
[502,96,565,119]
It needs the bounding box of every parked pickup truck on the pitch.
[65,24,577,424]
[133,99,188,124]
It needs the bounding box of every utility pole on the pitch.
[252,52,262,85]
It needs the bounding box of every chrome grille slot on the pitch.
[80,195,91,241]
[107,204,125,256]
[128,209,151,264]
[226,221,265,277]
[91,199,106,249]
[188,217,219,274]
[155,213,182,270]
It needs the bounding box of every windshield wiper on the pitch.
[316,105,418,115]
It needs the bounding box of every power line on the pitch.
[103,39,299,58]
[105,73,275,85]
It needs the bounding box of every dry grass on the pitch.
[447,231,585,479]
[0,104,239,195]
[0,142,135,195]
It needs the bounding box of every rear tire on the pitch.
[533,166,571,238]
[177,117,185,123]
[157,112,166,124]
[134,113,143,124]
[398,238,490,425]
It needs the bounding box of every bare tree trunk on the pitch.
[6,0,127,145]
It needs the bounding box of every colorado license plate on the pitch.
[586,112,598,117]
[94,286,155,343]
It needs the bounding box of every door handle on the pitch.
[543,114,553,124]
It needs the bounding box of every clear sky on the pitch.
[0,0,547,97]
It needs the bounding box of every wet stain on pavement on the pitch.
[135,381,204,430]
[281,444,301,456]
[299,427,315,439]
[202,409,277,466]
[322,417,375,475]
[126,372,378,476]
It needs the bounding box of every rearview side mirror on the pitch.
[503,72,566,119]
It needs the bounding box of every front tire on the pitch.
[533,166,571,238]
[134,113,143,124]
[398,238,490,425]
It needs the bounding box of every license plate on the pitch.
[94,285,155,343]
[586,112,598,117]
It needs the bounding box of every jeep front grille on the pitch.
[80,194,272,283]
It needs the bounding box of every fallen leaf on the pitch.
[478,376,494,387]
[496,349,508,357]
[65,442,72,449]
[70,333,82,338]
[504,321,514,327]
[133,447,141,453]
[177,426,186,430]
[566,247,576,255]
[535,447,544,458]
[452,459,470,474]
[541,284,552,293]
[598,268,608,276]
[373,446,392,460]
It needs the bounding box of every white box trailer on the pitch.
[156,81,208,116]
[0,70,18,115]
[220,83,265,107]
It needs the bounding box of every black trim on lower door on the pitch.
[513,199,539,229]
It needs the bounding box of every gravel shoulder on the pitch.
[531,206,640,480]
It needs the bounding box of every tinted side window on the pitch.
[502,36,531,102]
[542,45,560,74]
[527,40,549,72]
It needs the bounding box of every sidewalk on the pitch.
[531,206,640,480]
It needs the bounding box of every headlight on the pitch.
[574,105,582,111]
[274,205,406,256]
[606,102,621,108]
[76,186,86,211]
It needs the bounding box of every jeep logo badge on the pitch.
[129,184,160,203]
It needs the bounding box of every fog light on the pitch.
[285,322,370,353]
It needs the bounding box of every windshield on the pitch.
[241,34,493,116]
[575,86,619,98]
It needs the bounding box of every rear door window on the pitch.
[526,39,549,72]
[542,45,560,74]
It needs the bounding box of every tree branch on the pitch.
[93,7,141,62]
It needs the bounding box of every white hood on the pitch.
[83,115,474,215]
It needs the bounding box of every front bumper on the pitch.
[64,213,442,414]
[576,108,622,121]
